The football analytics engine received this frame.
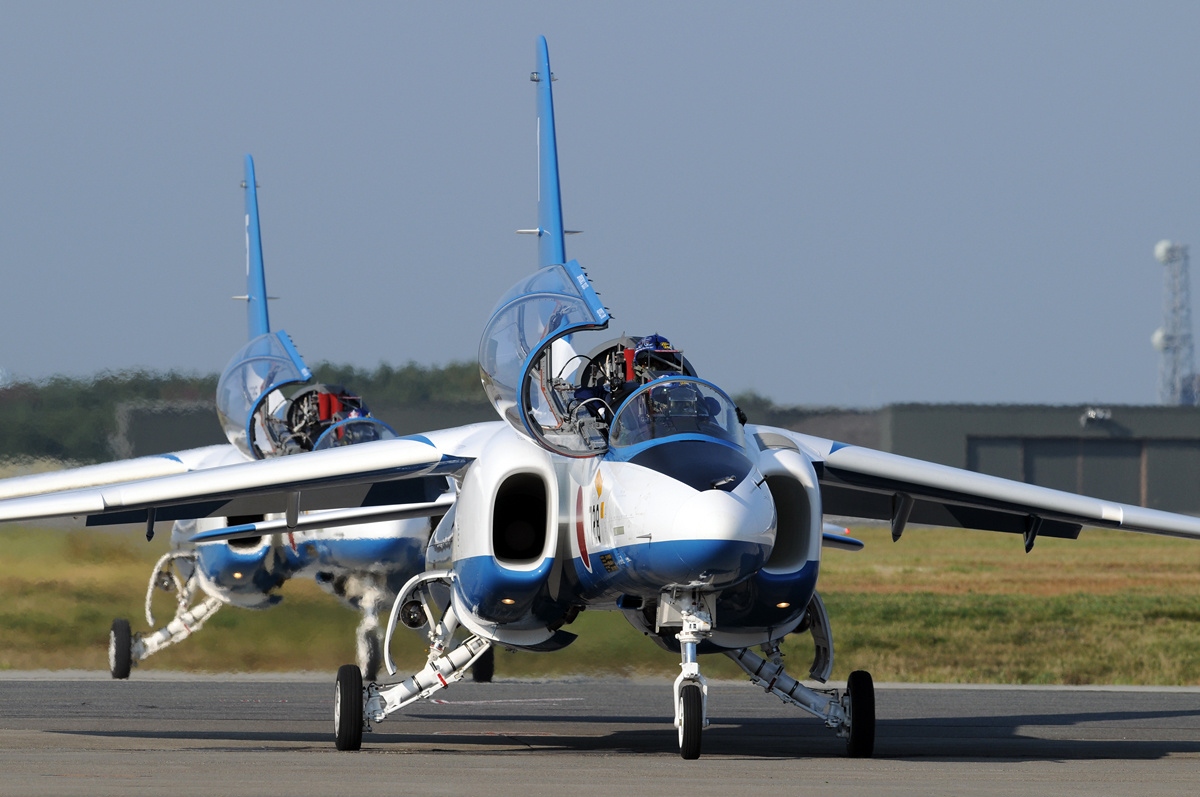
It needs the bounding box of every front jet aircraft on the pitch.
[3,38,1200,760]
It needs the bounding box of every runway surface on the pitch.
[1,673,1198,797]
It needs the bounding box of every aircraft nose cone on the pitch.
[658,481,776,588]
[673,486,775,545]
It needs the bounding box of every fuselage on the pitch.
[441,377,822,652]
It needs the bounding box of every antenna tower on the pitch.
[1152,240,1197,405]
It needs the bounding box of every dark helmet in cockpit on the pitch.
[634,333,683,375]
[635,333,677,355]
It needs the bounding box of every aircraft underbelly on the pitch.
[290,519,429,573]
[293,535,425,574]
[193,540,290,609]
[572,538,771,599]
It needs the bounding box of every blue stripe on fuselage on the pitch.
[453,554,561,628]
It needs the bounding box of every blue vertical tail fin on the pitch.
[243,154,271,339]
[534,36,566,268]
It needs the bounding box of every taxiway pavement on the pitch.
[1,673,1197,797]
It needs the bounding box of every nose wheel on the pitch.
[677,682,703,760]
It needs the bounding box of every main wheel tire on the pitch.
[334,664,364,751]
[109,619,132,680]
[471,645,495,683]
[678,683,703,760]
[846,669,876,758]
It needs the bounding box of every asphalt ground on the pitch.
[1,673,1198,797]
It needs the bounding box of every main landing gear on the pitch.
[109,551,223,679]
[332,571,493,751]
[724,591,875,758]
[726,648,875,758]
[661,589,876,760]
[329,580,875,760]
[334,664,364,751]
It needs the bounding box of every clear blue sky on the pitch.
[2,2,1198,407]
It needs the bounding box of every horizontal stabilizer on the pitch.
[821,531,865,552]
[512,629,578,652]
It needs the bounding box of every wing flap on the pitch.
[819,482,1082,540]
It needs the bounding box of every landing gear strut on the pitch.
[109,551,223,678]
[725,648,876,758]
[471,645,495,683]
[332,571,493,750]
[659,590,713,760]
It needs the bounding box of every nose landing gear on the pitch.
[660,590,714,760]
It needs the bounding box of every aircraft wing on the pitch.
[0,445,237,500]
[751,425,1200,544]
[0,423,502,528]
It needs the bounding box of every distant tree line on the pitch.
[0,363,835,465]
[0,371,218,463]
[0,362,489,464]
[309,361,486,405]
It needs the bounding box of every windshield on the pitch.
[609,378,746,451]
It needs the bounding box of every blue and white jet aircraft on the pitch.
[0,156,459,682]
[2,38,1200,759]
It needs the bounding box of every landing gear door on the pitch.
[215,330,313,459]
[479,260,610,458]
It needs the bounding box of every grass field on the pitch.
[0,523,1197,683]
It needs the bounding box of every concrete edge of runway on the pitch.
[2,669,1199,692]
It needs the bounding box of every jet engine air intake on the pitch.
[761,475,814,574]
[492,473,548,565]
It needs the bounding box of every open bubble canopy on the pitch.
[479,260,610,457]
[216,330,312,459]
